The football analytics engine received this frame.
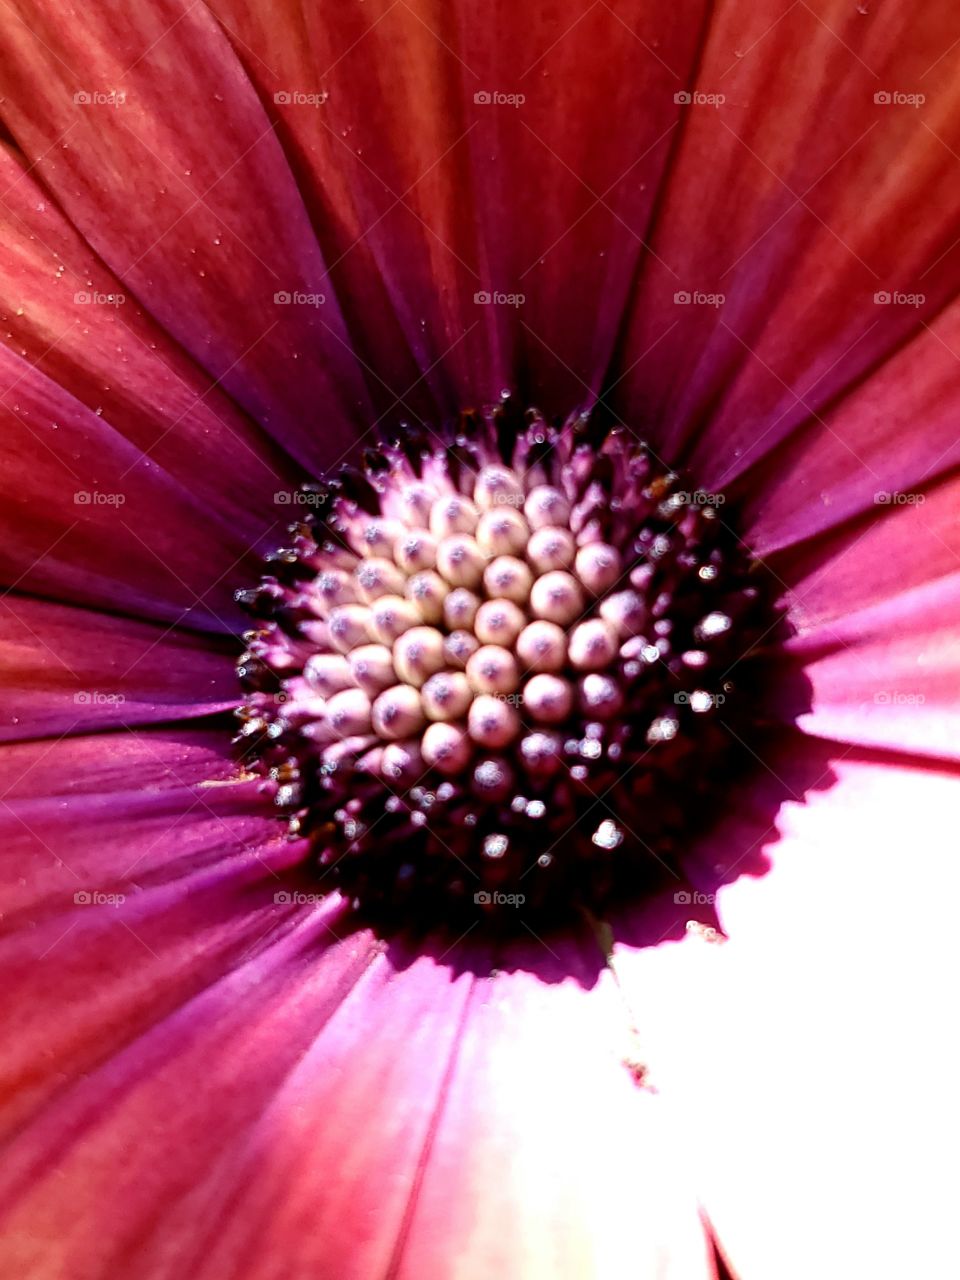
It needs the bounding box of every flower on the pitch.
[1,1,959,1277]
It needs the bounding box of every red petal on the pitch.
[0,0,368,469]
[208,0,713,414]
[609,0,960,482]
[0,144,299,530]
[0,350,268,625]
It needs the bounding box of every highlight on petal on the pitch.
[609,743,960,1280]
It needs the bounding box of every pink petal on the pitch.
[208,0,712,414]
[608,0,960,479]
[782,571,960,760]
[610,743,960,1280]
[1,595,238,742]
[0,0,368,469]
[778,469,960,623]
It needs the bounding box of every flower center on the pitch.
[235,402,775,925]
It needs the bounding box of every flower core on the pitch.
[236,402,774,923]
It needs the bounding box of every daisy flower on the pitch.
[1,1,958,1277]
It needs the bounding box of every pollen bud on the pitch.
[327,604,373,653]
[398,483,434,528]
[393,626,446,686]
[354,556,406,602]
[466,645,520,695]
[371,685,426,739]
[575,543,622,595]
[443,629,481,668]
[303,652,354,695]
[369,595,421,643]
[483,555,533,604]
[430,494,479,538]
[380,739,424,782]
[523,673,572,724]
[468,694,521,748]
[476,508,529,556]
[435,535,487,589]
[325,688,373,738]
[405,570,449,623]
[599,590,646,638]
[443,588,481,630]
[474,599,526,647]
[567,619,618,671]
[529,571,584,626]
[348,644,396,695]
[422,721,472,775]
[313,569,357,611]
[527,526,576,572]
[474,465,524,511]
[524,485,570,530]
[515,620,567,672]
[519,731,564,776]
[578,673,623,718]
[421,671,473,721]
[355,517,403,558]
[395,531,438,573]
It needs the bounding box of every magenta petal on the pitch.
[610,745,960,1280]
[1,597,238,742]
[0,0,368,470]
